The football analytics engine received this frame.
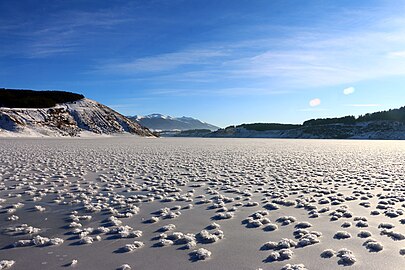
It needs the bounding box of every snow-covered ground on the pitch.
[1,138,405,270]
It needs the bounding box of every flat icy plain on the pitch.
[1,138,405,270]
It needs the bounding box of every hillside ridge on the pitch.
[0,89,154,137]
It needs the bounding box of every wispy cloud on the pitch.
[298,108,327,112]
[0,8,131,58]
[149,87,291,96]
[344,104,381,107]
[27,35,78,58]
[98,49,227,73]
[95,10,405,92]
[387,51,405,58]
[222,29,405,88]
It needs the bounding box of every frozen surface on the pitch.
[1,138,405,270]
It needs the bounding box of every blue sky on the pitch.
[2,0,405,127]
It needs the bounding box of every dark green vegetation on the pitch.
[303,116,356,126]
[225,106,405,131]
[157,129,212,137]
[232,123,301,131]
[304,107,405,126]
[357,107,405,122]
[175,129,211,134]
[0,88,84,108]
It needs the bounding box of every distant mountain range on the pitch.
[0,89,154,137]
[129,113,219,131]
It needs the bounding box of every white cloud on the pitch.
[309,98,321,107]
[343,87,355,95]
[99,49,225,73]
[388,51,405,58]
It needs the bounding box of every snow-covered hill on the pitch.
[129,113,219,131]
[0,98,154,137]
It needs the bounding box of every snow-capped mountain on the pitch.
[0,98,154,137]
[129,114,219,131]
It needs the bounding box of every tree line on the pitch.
[223,106,405,131]
[0,88,84,108]
[304,107,405,126]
